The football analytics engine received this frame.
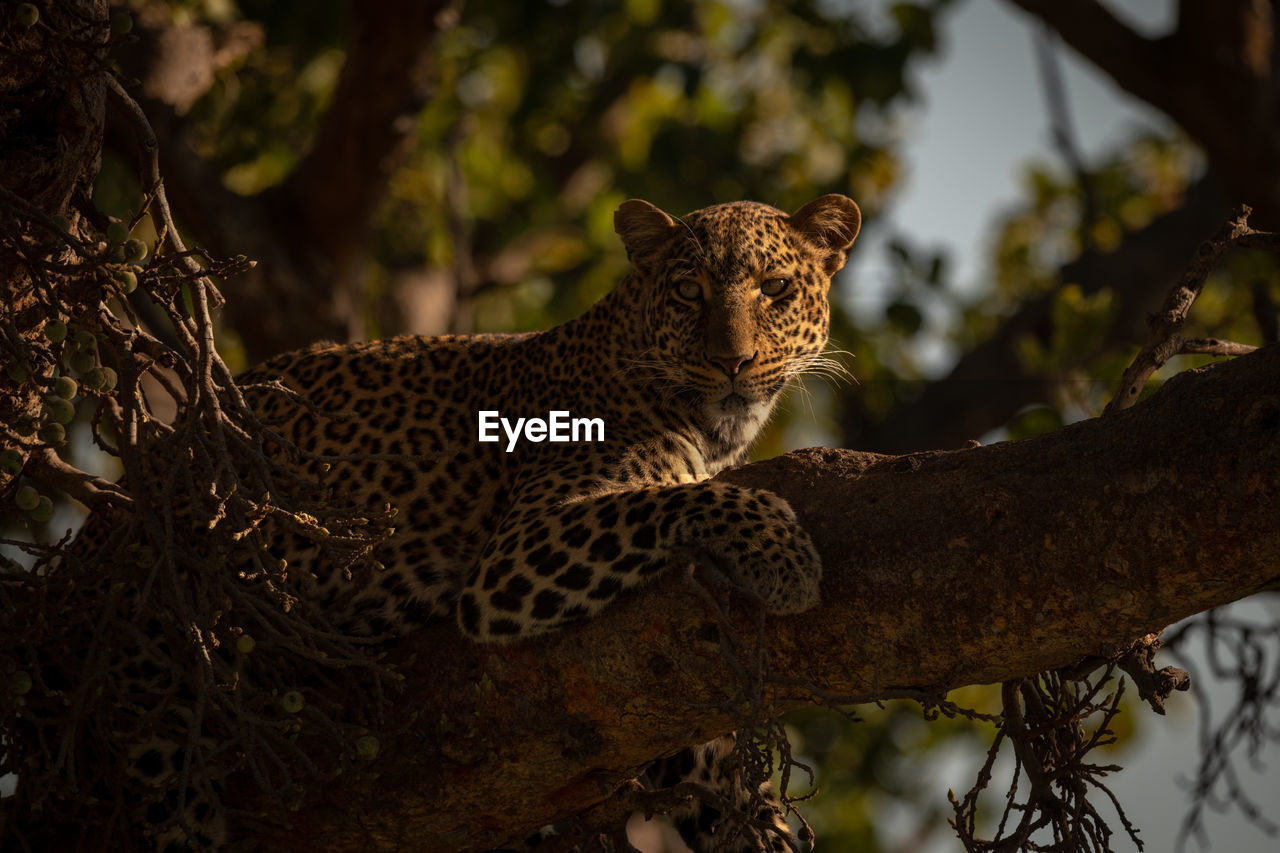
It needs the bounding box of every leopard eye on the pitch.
[674,279,702,301]
[761,277,790,297]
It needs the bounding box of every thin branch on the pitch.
[844,178,1230,452]
[1033,25,1098,252]
[1178,338,1258,357]
[28,447,134,509]
[1113,633,1190,715]
[1105,205,1268,414]
[1006,0,1168,116]
[1163,609,1280,851]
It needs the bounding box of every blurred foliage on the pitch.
[105,0,964,332]
[182,0,347,189]
[990,134,1200,305]
[784,696,991,852]
[68,0,1280,850]
[848,129,1280,438]
[976,133,1278,425]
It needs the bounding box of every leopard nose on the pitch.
[709,353,755,376]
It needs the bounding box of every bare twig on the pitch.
[1178,337,1258,357]
[27,447,133,509]
[1108,634,1191,716]
[1105,206,1273,414]
[1163,608,1280,852]
[951,668,1143,853]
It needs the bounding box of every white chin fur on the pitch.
[703,396,771,446]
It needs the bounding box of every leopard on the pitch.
[60,192,860,851]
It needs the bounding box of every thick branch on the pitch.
[0,0,108,213]
[249,344,1280,851]
[1004,0,1172,119]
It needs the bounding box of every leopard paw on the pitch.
[702,490,822,615]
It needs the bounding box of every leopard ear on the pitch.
[614,199,678,269]
[789,194,861,275]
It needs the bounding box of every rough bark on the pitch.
[0,0,109,495]
[245,344,1280,851]
[0,0,107,214]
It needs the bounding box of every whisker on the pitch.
[672,214,706,261]
[782,349,857,389]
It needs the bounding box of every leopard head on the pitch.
[614,195,861,445]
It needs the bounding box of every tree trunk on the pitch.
[0,0,108,495]
[114,0,453,361]
[247,344,1280,851]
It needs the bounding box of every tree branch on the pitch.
[1006,0,1280,225]
[1005,0,1170,119]
[109,1,454,360]
[0,0,108,213]
[278,0,453,271]
[27,447,132,510]
[245,344,1280,851]
[1105,204,1261,413]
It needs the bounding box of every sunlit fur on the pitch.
[614,196,860,468]
[99,194,860,853]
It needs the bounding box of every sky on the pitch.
[855,0,1174,304]
[847,0,1179,378]
[868,1,1280,851]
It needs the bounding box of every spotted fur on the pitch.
[135,194,861,850]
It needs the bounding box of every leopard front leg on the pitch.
[457,482,821,641]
